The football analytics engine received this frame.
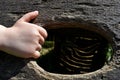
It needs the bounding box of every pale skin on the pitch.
[0,11,47,59]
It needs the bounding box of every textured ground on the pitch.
[0,0,120,80]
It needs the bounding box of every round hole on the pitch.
[36,22,113,74]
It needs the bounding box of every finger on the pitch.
[24,23,48,38]
[38,26,48,39]
[36,44,42,51]
[18,11,39,22]
[39,34,45,45]
[33,51,41,59]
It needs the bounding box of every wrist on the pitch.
[0,25,8,50]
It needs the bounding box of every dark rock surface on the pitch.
[0,0,120,80]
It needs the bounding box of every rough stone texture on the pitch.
[0,0,120,80]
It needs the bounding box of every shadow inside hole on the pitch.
[37,28,112,74]
[42,0,47,2]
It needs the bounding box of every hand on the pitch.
[0,11,47,58]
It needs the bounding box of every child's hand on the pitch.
[0,11,47,58]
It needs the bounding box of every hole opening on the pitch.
[36,22,113,74]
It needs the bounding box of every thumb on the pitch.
[18,11,39,22]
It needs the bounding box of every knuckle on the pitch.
[32,30,40,37]
[34,33,40,38]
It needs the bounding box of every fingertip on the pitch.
[32,11,39,17]
[44,29,48,39]
[33,51,41,59]
[34,10,39,15]
[39,26,48,39]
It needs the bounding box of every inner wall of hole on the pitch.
[36,28,112,74]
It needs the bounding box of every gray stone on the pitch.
[0,0,119,80]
